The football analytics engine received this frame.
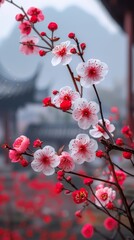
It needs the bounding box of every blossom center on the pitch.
[100,193,108,201]
[82,108,91,118]
[23,40,34,50]
[63,95,71,101]
[41,156,50,165]
[14,138,23,148]
[88,67,98,78]
[79,144,87,153]
[58,47,67,57]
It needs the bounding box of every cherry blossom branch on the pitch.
[6,0,52,48]
[106,151,134,234]
[94,227,111,240]
[74,37,85,62]
[68,171,117,186]
[19,42,51,51]
[63,172,131,232]
[101,138,134,154]
[92,84,106,126]
[66,64,80,93]
[112,162,134,177]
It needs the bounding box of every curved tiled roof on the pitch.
[0,64,40,111]
[101,0,134,41]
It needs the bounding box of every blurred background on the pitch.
[0,0,134,239]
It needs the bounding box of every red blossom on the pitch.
[72,188,88,204]
[104,217,118,231]
[81,223,94,238]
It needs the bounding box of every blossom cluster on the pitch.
[2,0,134,239]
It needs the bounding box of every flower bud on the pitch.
[80,43,86,50]
[15,14,24,22]
[122,151,132,159]
[39,50,46,57]
[116,138,124,146]
[68,32,75,39]
[48,22,58,31]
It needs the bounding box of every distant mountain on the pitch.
[0,6,127,104]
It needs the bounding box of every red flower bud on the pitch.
[33,138,43,148]
[48,22,58,31]
[42,97,52,106]
[66,176,71,182]
[121,125,132,138]
[75,210,82,218]
[83,178,93,186]
[122,151,132,159]
[80,43,86,50]
[39,50,46,57]
[40,31,46,36]
[70,48,77,54]
[57,170,64,177]
[15,14,24,22]
[68,32,75,39]
[106,202,114,210]
[20,158,29,167]
[52,90,59,95]
[96,150,104,158]
[55,182,64,193]
[116,138,124,146]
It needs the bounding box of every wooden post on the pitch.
[124,11,134,132]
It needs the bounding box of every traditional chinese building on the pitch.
[100,0,134,131]
[0,63,40,161]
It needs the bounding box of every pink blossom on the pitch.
[69,134,98,164]
[31,146,60,176]
[72,98,99,129]
[89,119,115,139]
[13,135,30,153]
[19,21,32,35]
[9,150,22,162]
[104,217,118,231]
[110,170,127,185]
[27,7,44,22]
[51,41,76,66]
[19,36,39,55]
[58,151,75,172]
[81,223,94,238]
[76,59,108,87]
[0,0,5,7]
[52,86,80,109]
[95,186,116,207]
